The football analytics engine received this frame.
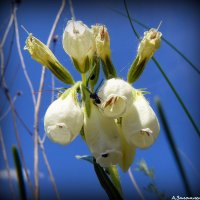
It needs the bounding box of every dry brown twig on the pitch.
[33,0,66,199]
[0,14,34,193]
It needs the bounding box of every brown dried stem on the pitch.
[33,0,66,199]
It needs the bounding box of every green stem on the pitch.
[81,73,87,86]
[107,166,123,196]
[123,0,140,40]
[155,98,192,196]
[93,158,123,200]
[152,57,200,137]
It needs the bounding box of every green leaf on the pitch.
[101,56,117,79]
[72,56,90,73]
[93,158,123,200]
[107,166,123,196]
[127,55,147,83]
[155,97,192,196]
[12,146,27,200]
[88,56,100,91]
[60,88,71,100]
[47,61,74,85]
[75,155,93,164]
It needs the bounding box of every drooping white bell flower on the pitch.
[122,91,160,149]
[84,103,122,167]
[44,90,83,145]
[62,20,96,73]
[98,78,134,118]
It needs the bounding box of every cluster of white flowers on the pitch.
[25,19,161,172]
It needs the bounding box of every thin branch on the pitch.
[0,128,16,200]
[0,26,15,86]
[0,12,14,48]
[33,0,66,199]
[39,140,60,200]
[13,7,36,106]
[123,0,140,40]
[0,40,34,196]
[128,168,145,200]
[0,92,19,120]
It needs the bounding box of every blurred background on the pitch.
[0,0,200,199]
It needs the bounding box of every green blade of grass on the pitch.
[123,0,200,137]
[155,98,192,196]
[111,6,200,75]
[12,145,27,200]
[152,57,200,137]
[93,158,123,200]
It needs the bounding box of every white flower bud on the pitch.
[84,104,122,167]
[44,92,83,145]
[62,20,96,73]
[92,25,111,60]
[137,28,162,65]
[122,91,160,149]
[98,78,134,118]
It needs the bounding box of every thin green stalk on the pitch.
[93,158,123,200]
[123,0,200,137]
[155,98,192,196]
[12,145,27,200]
[152,57,200,137]
[111,7,200,75]
[123,0,140,40]
[81,73,87,86]
[107,166,123,195]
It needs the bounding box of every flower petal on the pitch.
[44,92,83,145]
[122,92,160,149]
[84,104,122,167]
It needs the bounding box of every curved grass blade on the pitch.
[12,145,27,200]
[123,0,200,137]
[93,158,123,200]
[107,166,123,196]
[152,57,200,137]
[155,97,192,196]
[111,6,200,75]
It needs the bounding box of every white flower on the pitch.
[122,91,160,149]
[98,78,134,118]
[44,91,83,145]
[84,104,122,167]
[92,25,111,60]
[62,20,96,73]
[137,28,162,65]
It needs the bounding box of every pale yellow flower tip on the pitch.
[24,34,55,67]
[122,91,160,149]
[44,91,83,145]
[62,20,96,73]
[98,78,134,118]
[24,34,74,84]
[137,28,162,64]
[92,24,111,60]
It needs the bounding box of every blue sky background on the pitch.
[0,0,200,199]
